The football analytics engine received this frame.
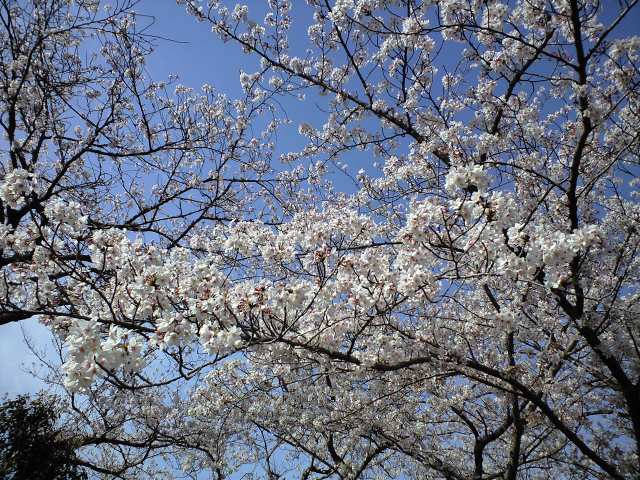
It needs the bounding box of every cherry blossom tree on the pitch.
[2,0,640,478]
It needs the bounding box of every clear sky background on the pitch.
[0,3,639,480]
[2,0,640,398]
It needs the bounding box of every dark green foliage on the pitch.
[0,395,86,480]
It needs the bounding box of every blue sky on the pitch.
[0,3,639,480]
[2,0,640,416]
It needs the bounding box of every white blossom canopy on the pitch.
[1,0,639,478]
